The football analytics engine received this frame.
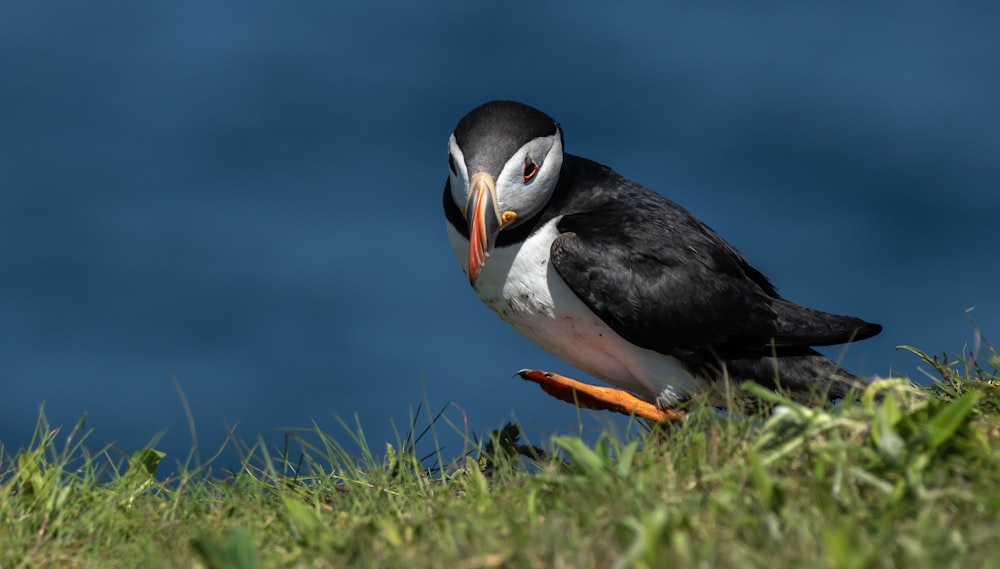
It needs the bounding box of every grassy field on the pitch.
[2,342,1000,568]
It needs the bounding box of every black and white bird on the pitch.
[443,100,881,419]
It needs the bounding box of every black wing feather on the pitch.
[549,157,881,363]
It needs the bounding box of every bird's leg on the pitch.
[516,369,684,424]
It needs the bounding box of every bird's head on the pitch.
[447,100,564,285]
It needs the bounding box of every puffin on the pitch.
[443,100,881,422]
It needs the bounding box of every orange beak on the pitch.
[465,173,502,285]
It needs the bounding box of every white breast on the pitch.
[446,217,707,406]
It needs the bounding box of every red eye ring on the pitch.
[523,157,539,181]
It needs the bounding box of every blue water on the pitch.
[2,2,998,470]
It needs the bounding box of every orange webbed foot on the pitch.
[516,369,684,424]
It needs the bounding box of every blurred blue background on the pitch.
[2,1,998,471]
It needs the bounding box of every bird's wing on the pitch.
[549,180,876,359]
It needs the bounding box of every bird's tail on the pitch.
[708,347,869,406]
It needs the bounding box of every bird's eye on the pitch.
[523,157,539,182]
[448,154,457,175]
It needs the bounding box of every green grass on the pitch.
[3,341,1000,569]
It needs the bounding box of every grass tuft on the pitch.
[3,336,1000,567]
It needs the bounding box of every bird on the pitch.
[443,100,882,422]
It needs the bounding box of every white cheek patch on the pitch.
[448,135,469,207]
[495,133,562,215]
